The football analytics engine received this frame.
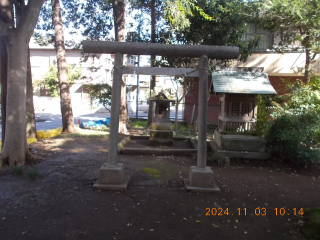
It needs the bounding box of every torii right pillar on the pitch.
[184,55,220,193]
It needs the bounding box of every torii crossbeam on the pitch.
[83,41,239,192]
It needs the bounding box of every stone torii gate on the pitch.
[83,41,239,192]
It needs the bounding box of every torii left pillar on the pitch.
[93,52,130,190]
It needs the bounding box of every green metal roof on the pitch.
[211,71,277,94]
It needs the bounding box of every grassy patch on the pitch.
[208,152,230,167]
[11,166,23,176]
[130,120,148,129]
[142,167,161,179]
[56,130,109,142]
[302,207,320,240]
[172,123,197,138]
[171,123,190,132]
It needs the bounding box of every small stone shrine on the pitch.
[211,67,277,159]
[149,91,175,146]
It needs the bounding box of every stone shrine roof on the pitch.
[211,70,277,94]
[150,90,175,101]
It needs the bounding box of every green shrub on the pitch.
[264,77,320,165]
[87,83,112,111]
[302,207,320,240]
[12,166,23,176]
[27,167,38,180]
[266,112,320,165]
[256,95,270,136]
[36,64,81,98]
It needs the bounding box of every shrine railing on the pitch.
[225,121,256,132]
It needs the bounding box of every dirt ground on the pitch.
[0,130,320,240]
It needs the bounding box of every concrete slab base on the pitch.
[122,147,197,156]
[214,130,266,152]
[184,166,220,193]
[93,176,130,191]
[216,150,270,159]
[211,140,270,160]
[150,130,173,146]
[184,179,220,193]
[93,163,130,191]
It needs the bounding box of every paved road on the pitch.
[35,110,111,131]
[0,108,184,136]
[35,107,183,131]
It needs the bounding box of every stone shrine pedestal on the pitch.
[149,97,175,146]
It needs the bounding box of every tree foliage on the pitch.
[87,84,112,112]
[165,0,214,31]
[261,76,320,165]
[156,0,263,68]
[39,64,81,97]
[260,0,320,83]
[64,0,114,41]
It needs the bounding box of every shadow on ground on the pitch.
[0,132,319,240]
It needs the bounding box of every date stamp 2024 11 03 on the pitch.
[205,208,304,216]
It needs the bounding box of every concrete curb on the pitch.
[121,136,197,156]
[122,148,197,156]
[117,136,131,153]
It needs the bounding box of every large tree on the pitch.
[113,0,128,134]
[0,0,45,166]
[51,0,75,132]
[26,48,37,138]
[64,0,129,133]
[260,0,320,84]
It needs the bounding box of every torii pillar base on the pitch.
[93,163,130,191]
[184,166,220,193]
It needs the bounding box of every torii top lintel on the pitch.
[83,41,239,59]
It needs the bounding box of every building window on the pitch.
[241,103,251,117]
[229,102,252,117]
[127,56,136,66]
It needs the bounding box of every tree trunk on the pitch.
[148,0,156,126]
[1,34,28,166]
[0,0,14,150]
[0,38,7,148]
[26,48,37,138]
[0,0,45,166]
[174,100,179,132]
[52,0,75,133]
[113,0,128,134]
[113,0,126,42]
[304,47,311,85]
